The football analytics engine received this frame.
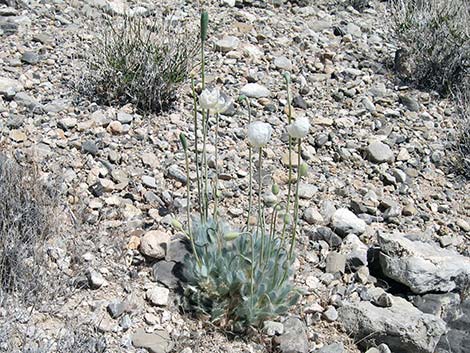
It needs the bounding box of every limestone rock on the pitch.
[378,233,470,294]
[338,296,446,353]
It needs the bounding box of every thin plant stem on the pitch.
[213,113,220,220]
[201,41,206,90]
[289,139,302,259]
[202,110,209,221]
[246,99,253,229]
[257,147,265,265]
[280,77,293,246]
[183,147,201,266]
[191,77,202,219]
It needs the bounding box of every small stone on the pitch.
[309,227,343,248]
[140,230,170,259]
[58,117,77,130]
[276,317,308,353]
[132,329,172,353]
[331,208,367,236]
[142,175,157,189]
[303,207,324,224]
[144,312,159,325]
[120,314,132,330]
[274,56,292,71]
[263,321,284,336]
[323,306,338,322]
[21,51,40,65]
[399,95,420,112]
[367,141,394,164]
[153,261,179,289]
[456,218,470,232]
[82,140,99,156]
[298,183,318,199]
[362,97,376,113]
[146,286,170,306]
[108,121,123,134]
[378,344,392,353]
[365,348,380,353]
[142,152,159,168]
[167,165,187,184]
[314,342,344,353]
[86,269,107,289]
[107,301,126,319]
[9,130,26,142]
[216,36,240,52]
[117,111,133,124]
[240,83,270,98]
[346,23,362,37]
[326,252,346,273]
[402,204,417,216]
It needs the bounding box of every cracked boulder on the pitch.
[338,295,446,353]
[378,233,470,294]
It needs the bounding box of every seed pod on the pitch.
[171,218,183,231]
[179,133,188,151]
[271,183,280,195]
[283,213,291,224]
[299,163,308,177]
[200,11,209,42]
[224,231,240,241]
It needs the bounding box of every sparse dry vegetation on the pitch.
[449,90,470,178]
[392,0,469,95]
[81,13,198,113]
[0,154,60,306]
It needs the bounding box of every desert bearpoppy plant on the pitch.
[175,11,307,333]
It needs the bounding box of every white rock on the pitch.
[240,83,270,98]
[331,208,366,236]
[0,77,23,97]
[139,230,170,259]
[215,36,240,52]
[146,286,170,306]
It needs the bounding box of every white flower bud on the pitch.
[287,116,310,139]
[247,121,272,148]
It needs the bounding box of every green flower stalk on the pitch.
[200,10,208,89]
[285,116,311,258]
[289,139,302,259]
[191,77,203,219]
[240,95,253,229]
[180,132,201,266]
[280,72,294,246]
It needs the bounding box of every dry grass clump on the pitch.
[82,13,198,113]
[0,318,105,353]
[392,0,469,95]
[0,154,60,306]
[448,89,470,179]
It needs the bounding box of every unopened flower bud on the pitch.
[171,218,183,231]
[283,213,291,224]
[223,231,240,241]
[271,183,280,195]
[179,133,188,151]
[200,11,209,42]
[299,163,308,177]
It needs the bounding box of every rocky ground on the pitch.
[0,0,469,352]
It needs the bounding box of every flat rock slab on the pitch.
[338,295,446,353]
[0,76,23,96]
[132,329,172,353]
[378,233,470,294]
